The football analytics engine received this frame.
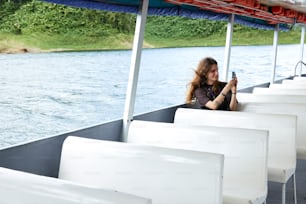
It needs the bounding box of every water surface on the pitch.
[0,44,303,147]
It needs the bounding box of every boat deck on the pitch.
[269,159,306,203]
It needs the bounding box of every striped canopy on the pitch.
[42,0,306,30]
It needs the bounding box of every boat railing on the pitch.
[293,60,306,76]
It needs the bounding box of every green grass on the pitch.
[145,28,303,48]
[0,0,304,53]
[0,32,136,52]
[0,28,304,53]
[31,33,133,51]
[231,29,302,45]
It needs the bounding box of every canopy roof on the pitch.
[42,0,306,30]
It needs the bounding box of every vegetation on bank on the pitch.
[0,0,303,53]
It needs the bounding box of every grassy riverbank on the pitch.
[0,28,302,53]
[0,33,135,53]
[0,0,303,53]
[146,29,302,48]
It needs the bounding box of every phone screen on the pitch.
[232,71,236,79]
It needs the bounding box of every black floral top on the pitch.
[194,81,232,110]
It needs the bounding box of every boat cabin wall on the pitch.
[0,119,123,178]
[0,104,185,178]
[133,104,186,122]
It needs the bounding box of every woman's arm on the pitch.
[229,93,238,111]
[229,78,238,111]
[204,84,232,110]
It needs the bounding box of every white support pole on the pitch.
[271,24,279,84]
[122,0,149,142]
[299,26,305,76]
[222,14,235,82]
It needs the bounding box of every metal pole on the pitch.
[222,14,234,82]
[300,26,305,76]
[122,0,149,142]
[271,24,279,84]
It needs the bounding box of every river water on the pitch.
[0,44,303,147]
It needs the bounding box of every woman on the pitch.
[186,57,238,111]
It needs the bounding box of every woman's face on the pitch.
[206,64,219,84]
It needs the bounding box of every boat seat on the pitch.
[174,108,297,204]
[0,167,151,204]
[238,102,306,160]
[269,83,306,89]
[253,87,306,95]
[237,102,306,204]
[282,79,306,85]
[128,120,269,204]
[294,76,306,81]
[237,95,306,158]
[237,93,306,104]
[59,136,224,204]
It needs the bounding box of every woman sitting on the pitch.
[186,57,238,111]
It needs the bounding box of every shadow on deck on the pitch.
[268,159,306,203]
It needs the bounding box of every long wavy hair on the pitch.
[186,57,220,104]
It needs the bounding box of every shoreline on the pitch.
[0,42,301,54]
[0,48,35,54]
[0,47,73,54]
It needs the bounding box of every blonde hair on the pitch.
[186,57,219,104]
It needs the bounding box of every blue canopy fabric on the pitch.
[42,0,291,31]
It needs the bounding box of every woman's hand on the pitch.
[223,77,238,95]
[230,77,238,93]
[226,78,237,89]
[229,78,237,86]
[229,77,238,111]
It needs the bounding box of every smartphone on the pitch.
[232,71,236,79]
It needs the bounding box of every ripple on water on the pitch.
[0,45,304,147]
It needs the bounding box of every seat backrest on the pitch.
[269,83,306,89]
[174,108,297,171]
[59,136,224,204]
[253,87,306,95]
[0,167,151,204]
[128,120,268,200]
[238,102,306,159]
[237,93,306,104]
[283,79,306,85]
[294,76,306,81]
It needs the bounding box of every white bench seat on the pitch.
[59,136,224,204]
[237,93,306,104]
[0,167,151,204]
[294,76,306,81]
[269,84,306,89]
[282,79,306,85]
[174,108,297,204]
[128,120,269,204]
[238,102,306,160]
[253,87,306,95]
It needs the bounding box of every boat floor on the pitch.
[268,159,306,203]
